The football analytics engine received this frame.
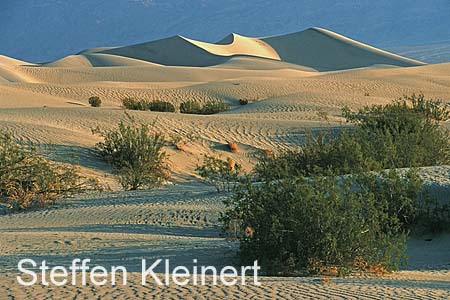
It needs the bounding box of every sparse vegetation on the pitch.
[122,98,176,113]
[93,114,170,190]
[148,100,176,112]
[88,96,102,107]
[0,133,98,211]
[122,98,150,111]
[179,100,203,114]
[196,155,243,193]
[180,100,229,114]
[168,131,198,151]
[222,94,450,276]
[256,94,450,180]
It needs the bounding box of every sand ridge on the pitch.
[65,27,427,70]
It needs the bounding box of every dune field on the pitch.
[0,28,449,299]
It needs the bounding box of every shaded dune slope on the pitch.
[262,28,425,71]
[88,27,425,70]
[99,35,231,67]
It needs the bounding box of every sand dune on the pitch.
[83,53,161,67]
[212,56,317,71]
[40,55,94,68]
[98,35,230,67]
[48,28,426,70]
[262,27,425,71]
[0,55,38,83]
[186,33,280,60]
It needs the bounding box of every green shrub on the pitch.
[0,133,97,210]
[88,96,102,107]
[148,101,176,112]
[122,98,150,111]
[256,94,450,180]
[225,94,450,276]
[239,99,249,105]
[196,155,243,192]
[180,100,229,115]
[223,170,417,275]
[342,93,450,169]
[202,100,230,114]
[93,115,169,190]
[180,100,203,114]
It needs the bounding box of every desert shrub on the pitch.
[180,100,202,114]
[224,94,450,275]
[148,101,176,113]
[222,169,424,275]
[202,100,229,114]
[0,133,97,210]
[196,155,243,192]
[414,200,450,234]
[93,115,169,190]
[122,98,150,111]
[239,99,249,105]
[88,96,102,107]
[180,100,229,115]
[342,93,450,168]
[256,94,450,180]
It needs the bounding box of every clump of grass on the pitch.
[168,131,198,151]
[196,155,243,193]
[88,96,102,107]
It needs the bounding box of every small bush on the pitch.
[180,100,203,114]
[202,100,229,114]
[93,114,170,190]
[0,133,97,210]
[148,101,176,113]
[88,96,102,107]
[239,99,249,105]
[122,98,150,111]
[342,93,450,169]
[180,100,229,115]
[196,155,243,192]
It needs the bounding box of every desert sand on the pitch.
[0,28,449,299]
